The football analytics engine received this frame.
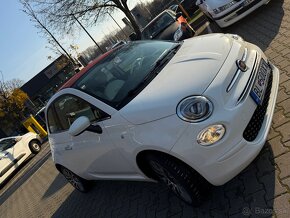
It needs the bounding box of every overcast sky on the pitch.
[0,0,146,83]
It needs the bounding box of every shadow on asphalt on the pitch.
[225,0,284,51]
[42,173,67,199]
[191,1,284,51]
[47,143,275,217]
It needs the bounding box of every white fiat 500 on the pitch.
[196,0,270,28]
[0,132,42,185]
[46,34,279,206]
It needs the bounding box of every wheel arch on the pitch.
[54,163,79,177]
[136,149,203,181]
[55,163,62,172]
[55,163,87,180]
[28,139,42,150]
[54,163,75,175]
[29,138,42,145]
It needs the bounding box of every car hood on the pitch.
[120,34,233,124]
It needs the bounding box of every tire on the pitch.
[146,154,211,206]
[29,140,41,154]
[60,166,91,193]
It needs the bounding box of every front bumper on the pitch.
[170,43,279,186]
[213,0,270,28]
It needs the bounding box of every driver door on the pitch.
[47,93,132,179]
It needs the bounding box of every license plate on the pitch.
[243,0,255,6]
[250,59,270,105]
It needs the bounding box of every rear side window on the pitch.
[47,95,109,134]
[0,139,16,152]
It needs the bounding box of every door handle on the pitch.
[87,124,103,134]
[64,145,72,150]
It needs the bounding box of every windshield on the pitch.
[141,12,175,39]
[0,138,15,152]
[74,41,179,109]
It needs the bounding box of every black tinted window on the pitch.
[74,41,177,109]
[0,138,16,151]
[141,12,175,39]
[47,95,109,134]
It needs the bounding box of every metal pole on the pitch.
[102,30,114,45]
[174,0,190,20]
[73,15,105,54]
[107,13,128,39]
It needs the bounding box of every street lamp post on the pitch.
[72,15,105,54]
[106,13,128,39]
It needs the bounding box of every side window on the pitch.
[0,139,16,151]
[47,95,109,134]
[168,10,176,17]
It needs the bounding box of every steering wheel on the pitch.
[130,57,144,75]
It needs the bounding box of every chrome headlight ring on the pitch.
[177,96,213,123]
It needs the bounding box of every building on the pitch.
[21,55,76,110]
[130,6,150,28]
[0,55,77,138]
[0,129,6,138]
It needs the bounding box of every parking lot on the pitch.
[1,0,290,217]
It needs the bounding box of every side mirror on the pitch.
[69,116,103,136]
[15,136,22,142]
[176,12,183,20]
[196,0,203,6]
[69,116,90,136]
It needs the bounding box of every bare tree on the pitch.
[0,75,24,99]
[20,0,76,64]
[45,38,64,57]
[5,79,25,92]
[25,0,142,40]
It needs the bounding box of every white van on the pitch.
[196,0,270,27]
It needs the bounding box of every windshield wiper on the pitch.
[127,44,181,97]
[127,72,155,96]
[151,43,180,71]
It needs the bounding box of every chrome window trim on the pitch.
[176,96,214,123]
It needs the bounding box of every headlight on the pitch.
[213,1,238,14]
[177,96,213,122]
[174,27,183,41]
[197,124,225,146]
